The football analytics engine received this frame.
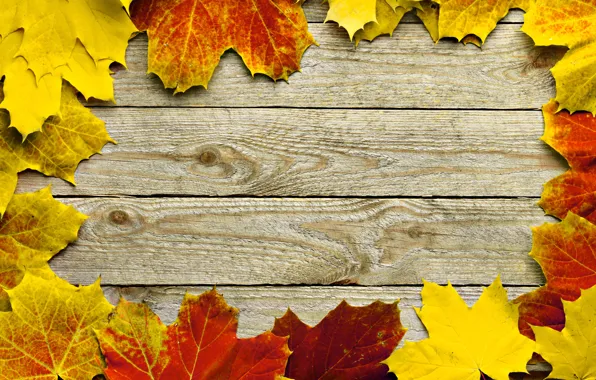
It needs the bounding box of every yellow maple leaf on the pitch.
[0,273,112,379]
[326,0,378,40]
[0,0,136,136]
[0,82,114,216]
[384,276,535,380]
[417,1,440,42]
[326,0,423,41]
[533,286,596,380]
[0,187,86,311]
[354,0,415,46]
[435,0,511,44]
[522,0,596,114]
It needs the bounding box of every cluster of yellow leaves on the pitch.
[522,0,596,114]
[386,277,535,380]
[0,0,136,136]
[0,83,114,216]
[324,0,534,46]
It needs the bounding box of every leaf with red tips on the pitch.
[272,300,406,380]
[130,0,316,93]
[515,213,596,339]
[97,288,290,380]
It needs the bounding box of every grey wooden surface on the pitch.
[16,3,559,375]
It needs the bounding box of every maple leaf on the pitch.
[130,0,316,93]
[385,277,535,380]
[515,213,596,339]
[0,187,87,312]
[325,0,424,43]
[539,100,596,223]
[0,0,136,136]
[97,289,290,379]
[532,286,596,380]
[522,0,596,113]
[0,82,114,216]
[353,0,414,46]
[0,273,112,379]
[416,1,440,42]
[271,300,405,379]
[434,0,533,44]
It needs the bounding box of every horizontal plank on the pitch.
[95,24,562,110]
[17,109,566,197]
[302,2,526,24]
[49,197,553,287]
[102,285,550,373]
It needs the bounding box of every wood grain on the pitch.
[102,284,550,374]
[49,197,553,287]
[16,108,566,197]
[93,24,563,110]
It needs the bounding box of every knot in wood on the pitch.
[197,149,219,166]
[109,210,130,225]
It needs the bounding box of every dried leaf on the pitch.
[0,187,86,312]
[515,213,596,339]
[0,82,114,216]
[0,273,112,379]
[386,277,535,380]
[130,0,315,93]
[97,289,290,379]
[272,300,406,379]
[532,286,596,380]
[0,0,135,136]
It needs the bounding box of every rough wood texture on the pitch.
[92,24,564,110]
[50,197,552,287]
[17,109,566,197]
[102,285,550,373]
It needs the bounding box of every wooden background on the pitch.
[18,4,565,376]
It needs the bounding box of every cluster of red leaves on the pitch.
[97,291,405,380]
[513,102,596,340]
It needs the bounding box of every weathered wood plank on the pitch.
[302,2,526,24]
[17,109,565,197]
[95,24,561,110]
[102,285,550,374]
[50,197,552,287]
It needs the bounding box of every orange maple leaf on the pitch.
[130,0,316,93]
[271,300,406,380]
[539,100,596,223]
[97,289,290,379]
[515,213,596,339]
